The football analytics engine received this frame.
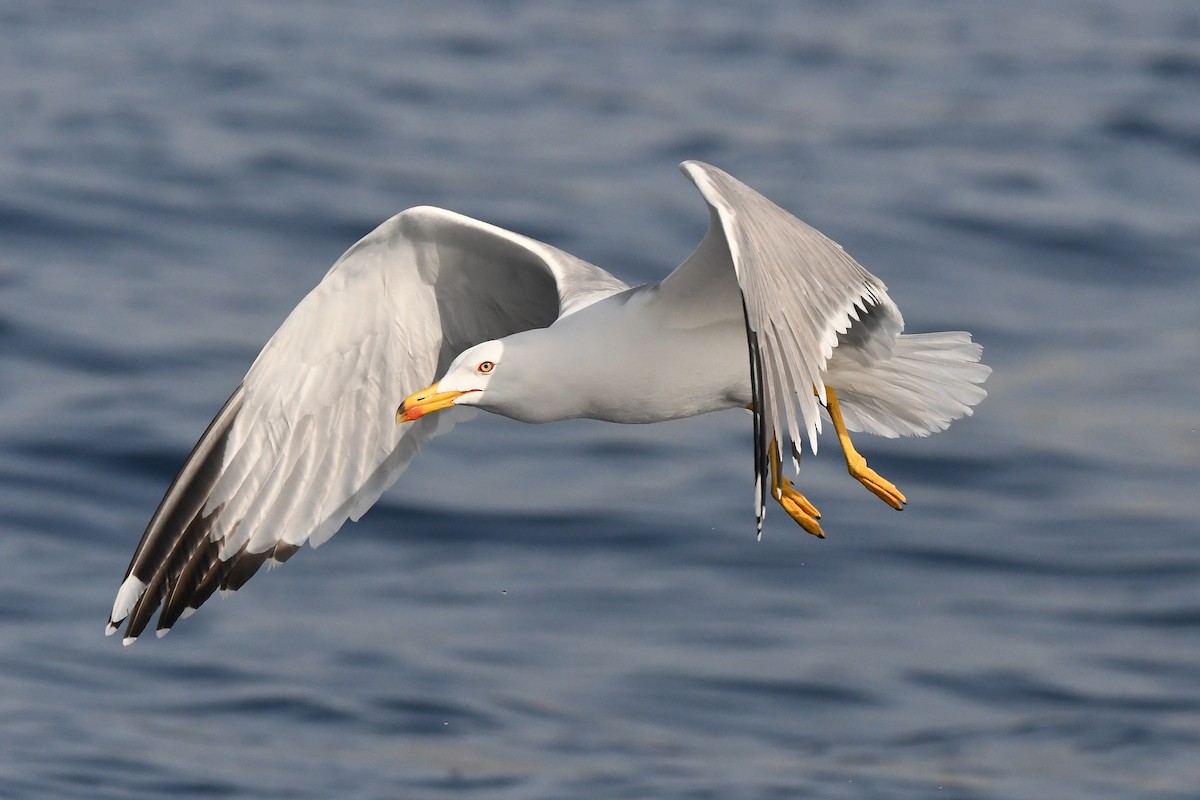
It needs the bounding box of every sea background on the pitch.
[1,2,1198,798]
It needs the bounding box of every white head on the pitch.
[397,339,507,421]
[399,323,600,424]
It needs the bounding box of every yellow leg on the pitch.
[824,385,907,510]
[769,439,825,538]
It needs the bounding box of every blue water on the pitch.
[2,2,1198,798]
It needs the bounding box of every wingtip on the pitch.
[679,158,717,171]
[678,160,709,183]
[122,635,138,647]
[104,621,118,637]
[109,576,147,630]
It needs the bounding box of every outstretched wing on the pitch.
[667,161,904,531]
[108,206,627,643]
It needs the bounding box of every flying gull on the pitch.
[107,161,990,644]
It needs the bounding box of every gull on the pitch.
[107,161,990,644]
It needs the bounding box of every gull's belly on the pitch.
[585,315,752,424]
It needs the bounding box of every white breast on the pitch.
[534,284,752,425]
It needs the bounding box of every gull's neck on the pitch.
[484,284,750,425]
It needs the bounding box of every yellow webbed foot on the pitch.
[824,384,907,512]
[775,476,825,538]
[768,438,825,538]
[846,454,907,510]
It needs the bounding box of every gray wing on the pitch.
[107,206,627,643]
[664,161,904,530]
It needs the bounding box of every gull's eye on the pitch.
[476,360,495,374]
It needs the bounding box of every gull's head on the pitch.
[398,340,505,423]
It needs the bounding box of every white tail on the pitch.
[826,331,991,438]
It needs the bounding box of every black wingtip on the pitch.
[742,295,768,538]
[222,549,271,592]
[112,388,245,639]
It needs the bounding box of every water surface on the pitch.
[1,2,1198,798]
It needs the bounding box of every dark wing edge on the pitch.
[742,298,769,540]
[107,386,246,642]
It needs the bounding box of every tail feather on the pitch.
[826,331,990,438]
